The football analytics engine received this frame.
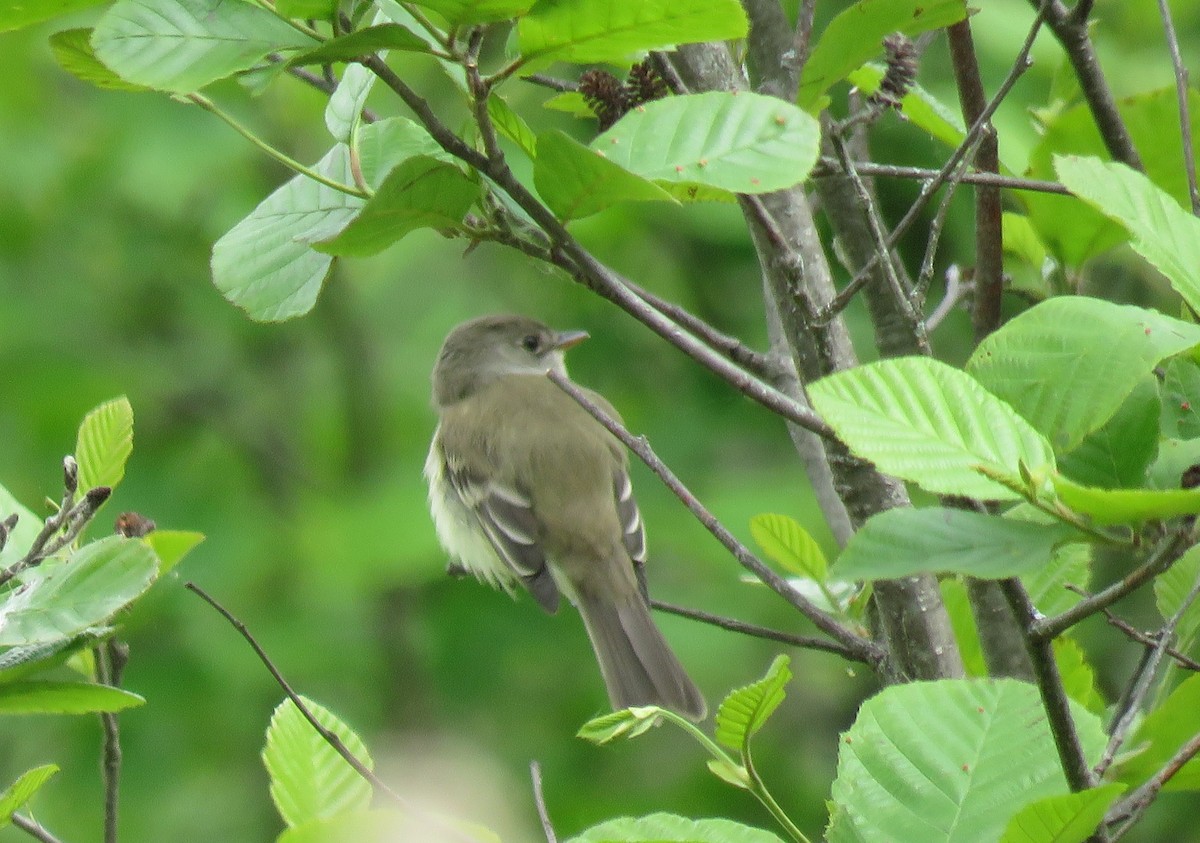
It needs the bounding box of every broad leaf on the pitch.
[0,536,158,647]
[326,62,377,143]
[968,298,1200,452]
[1052,476,1200,525]
[0,0,107,32]
[51,28,150,92]
[808,357,1056,500]
[834,508,1081,580]
[1056,155,1200,313]
[145,530,205,575]
[999,784,1125,843]
[76,396,134,495]
[797,0,968,110]
[1154,544,1200,647]
[314,156,476,256]
[1054,638,1104,716]
[714,655,790,752]
[576,706,661,744]
[1117,673,1200,790]
[357,117,453,184]
[0,765,58,824]
[287,24,428,66]
[276,0,337,18]
[749,513,827,580]
[263,696,373,828]
[0,681,145,715]
[568,813,785,843]
[1058,377,1160,489]
[826,679,1106,843]
[535,130,675,220]
[410,0,535,25]
[592,91,819,195]
[518,0,748,70]
[1022,539,1089,616]
[0,629,109,685]
[1160,357,1200,440]
[92,0,316,93]
[488,96,538,159]
[1147,438,1200,491]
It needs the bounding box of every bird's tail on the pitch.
[577,591,707,721]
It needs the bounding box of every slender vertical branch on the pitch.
[96,640,129,843]
[530,761,557,843]
[1156,0,1200,215]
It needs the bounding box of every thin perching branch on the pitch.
[813,160,1072,195]
[11,813,66,843]
[530,761,557,843]
[1156,0,1200,215]
[96,640,129,843]
[545,371,886,672]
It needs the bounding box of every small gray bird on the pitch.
[424,314,706,720]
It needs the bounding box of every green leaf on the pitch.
[0,0,107,32]
[591,91,819,195]
[847,64,966,150]
[1054,638,1104,717]
[808,357,1056,500]
[1056,155,1200,313]
[535,130,676,220]
[1148,438,1200,491]
[0,485,42,572]
[410,0,535,25]
[826,679,1106,843]
[1058,376,1161,489]
[1160,357,1200,439]
[940,580,986,677]
[488,96,538,160]
[1052,475,1200,525]
[76,396,134,495]
[705,756,750,788]
[276,809,496,843]
[749,513,827,580]
[144,530,205,575]
[313,156,476,257]
[50,28,151,92]
[1002,213,1050,272]
[0,629,109,685]
[357,117,453,185]
[518,0,748,70]
[287,24,428,66]
[567,813,785,843]
[0,765,58,824]
[263,696,373,828]
[1154,544,1200,647]
[326,62,376,143]
[999,784,1125,843]
[276,0,337,18]
[0,681,145,715]
[1117,673,1200,790]
[543,91,593,118]
[834,508,1082,580]
[797,0,968,110]
[968,299,1200,453]
[0,536,158,647]
[1024,88,1200,267]
[714,655,790,752]
[92,0,317,94]
[1022,539,1089,616]
[576,706,662,745]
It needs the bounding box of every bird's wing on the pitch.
[613,466,649,601]
[443,456,561,613]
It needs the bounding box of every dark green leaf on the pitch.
[287,24,428,66]
[1058,377,1161,489]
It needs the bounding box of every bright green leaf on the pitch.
[1002,212,1050,273]
[410,0,535,25]
[535,130,676,220]
[0,681,145,715]
[276,0,336,18]
[50,28,151,92]
[0,536,158,647]
[968,298,1200,453]
[1117,673,1200,790]
[834,508,1082,580]
[76,396,134,495]
[1022,539,1089,617]
[592,91,819,195]
[576,706,661,744]
[940,580,986,677]
[543,91,593,118]
[314,156,476,256]
[808,357,1056,500]
[567,813,785,843]
[999,784,1125,843]
[826,679,1106,843]
[519,0,748,70]
[1054,638,1104,716]
[0,765,58,824]
[488,96,538,160]
[1058,377,1161,489]
[797,0,968,110]
[0,629,109,685]
[263,696,373,828]
[1056,155,1200,314]
[1160,357,1200,439]
[714,655,790,752]
[144,530,205,575]
[287,24,428,66]
[0,0,107,32]
[847,64,966,150]
[357,117,453,186]
[92,0,316,93]
[749,513,827,581]
[1154,544,1200,648]
[1052,475,1200,525]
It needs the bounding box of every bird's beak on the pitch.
[553,330,589,351]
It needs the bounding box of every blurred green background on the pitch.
[1,1,1198,840]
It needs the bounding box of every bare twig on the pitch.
[1156,0,1200,215]
[11,814,66,843]
[651,599,868,661]
[530,761,557,843]
[1108,729,1200,837]
[522,73,577,93]
[545,371,885,670]
[1001,578,1095,792]
[1032,530,1194,641]
[913,138,979,308]
[1062,583,1200,671]
[96,640,129,843]
[813,160,1072,195]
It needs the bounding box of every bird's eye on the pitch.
[520,334,541,352]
